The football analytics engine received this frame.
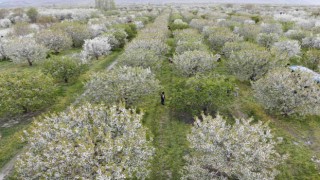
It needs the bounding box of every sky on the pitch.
[1,0,320,8]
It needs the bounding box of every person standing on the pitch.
[161,92,165,105]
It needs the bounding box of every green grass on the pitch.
[0,50,123,170]
[50,50,123,112]
[0,123,26,169]
[141,60,190,180]
[276,129,320,180]
[232,80,320,179]
[137,32,191,179]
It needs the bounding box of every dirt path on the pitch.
[0,152,19,180]
[106,60,118,71]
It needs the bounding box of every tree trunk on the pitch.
[22,106,28,113]
[27,59,33,66]
[64,77,68,83]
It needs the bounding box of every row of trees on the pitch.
[95,0,116,11]
[170,16,234,117]
[0,4,155,64]
[172,28,216,76]
[169,13,287,179]
[0,23,89,66]
[81,12,171,105]
[14,11,168,179]
[190,9,320,117]
[0,6,154,118]
[117,12,170,70]
[7,6,306,179]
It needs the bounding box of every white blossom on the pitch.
[257,33,279,48]
[0,38,8,60]
[15,103,154,179]
[284,30,306,42]
[173,50,217,76]
[207,27,242,51]
[102,33,120,49]
[222,41,258,58]
[36,29,72,53]
[83,66,161,105]
[88,24,107,38]
[253,67,320,116]
[0,18,12,28]
[296,19,315,30]
[117,48,161,69]
[38,8,98,21]
[126,39,169,55]
[176,41,208,55]
[134,21,144,29]
[174,29,203,43]
[274,14,294,23]
[272,40,301,58]
[182,114,286,180]
[4,38,48,66]
[244,19,256,24]
[189,19,214,31]
[302,36,320,49]
[81,36,112,62]
[260,23,283,34]
[227,49,274,81]
[233,25,260,41]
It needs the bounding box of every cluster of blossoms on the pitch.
[174,29,207,54]
[36,29,73,53]
[4,37,48,66]
[302,36,320,49]
[0,18,11,28]
[272,40,301,58]
[260,23,283,35]
[38,8,99,21]
[233,24,260,41]
[227,48,274,81]
[189,19,215,31]
[15,103,154,179]
[206,27,242,51]
[83,66,161,105]
[284,30,307,42]
[182,113,287,179]
[172,19,219,76]
[119,12,170,69]
[253,67,320,116]
[257,33,279,48]
[81,36,112,62]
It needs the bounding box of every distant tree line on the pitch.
[95,0,116,11]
